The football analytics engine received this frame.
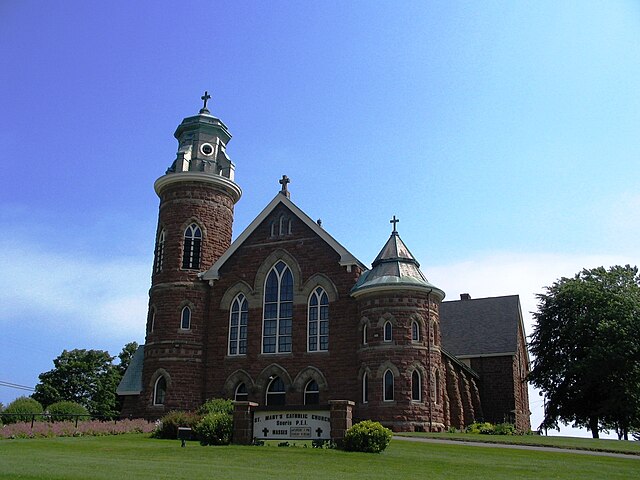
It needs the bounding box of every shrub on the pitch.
[343,420,392,453]
[466,422,495,434]
[194,412,233,446]
[152,411,201,439]
[197,398,234,416]
[1,397,44,424]
[46,401,89,422]
[493,422,516,436]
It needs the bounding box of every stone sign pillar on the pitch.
[232,401,258,445]
[329,400,354,446]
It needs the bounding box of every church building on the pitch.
[118,95,531,432]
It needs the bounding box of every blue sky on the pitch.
[1,1,639,437]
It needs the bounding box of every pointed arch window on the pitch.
[182,223,202,269]
[153,376,167,405]
[308,287,329,352]
[383,370,394,402]
[266,376,286,406]
[411,320,420,342]
[181,306,191,330]
[432,321,439,344]
[229,294,248,355]
[383,321,393,342]
[412,370,422,402]
[154,229,165,273]
[362,372,369,404]
[262,261,293,353]
[363,324,368,345]
[304,380,320,405]
[235,382,248,402]
[148,308,156,333]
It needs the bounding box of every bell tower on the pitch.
[141,92,242,415]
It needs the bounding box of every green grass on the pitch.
[395,431,640,455]
[0,434,638,479]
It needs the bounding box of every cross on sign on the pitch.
[201,91,211,110]
[316,427,323,437]
[262,427,269,437]
[390,215,399,233]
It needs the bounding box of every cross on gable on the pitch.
[279,175,291,198]
[390,215,399,233]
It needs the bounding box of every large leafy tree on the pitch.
[116,341,139,376]
[32,349,122,418]
[529,265,640,438]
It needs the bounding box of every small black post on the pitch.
[31,414,35,428]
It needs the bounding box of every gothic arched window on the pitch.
[153,376,167,405]
[262,261,293,353]
[266,376,286,406]
[182,223,202,269]
[363,324,368,345]
[235,382,248,402]
[308,287,329,352]
[411,320,420,342]
[229,294,248,355]
[154,229,165,273]
[304,380,320,405]
[148,308,156,333]
[412,370,422,402]
[181,306,191,330]
[362,372,369,404]
[383,370,394,402]
[384,321,393,342]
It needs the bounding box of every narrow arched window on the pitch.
[363,324,368,345]
[263,261,293,353]
[266,376,286,406]
[182,223,202,269]
[432,321,439,344]
[435,370,441,404]
[148,308,156,333]
[153,376,167,405]
[304,380,319,405]
[383,370,394,402]
[412,370,422,402]
[229,294,248,355]
[270,221,276,237]
[181,306,191,330]
[411,321,420,342]
[362,372,369,403]
[384,321,392,342]
[235,382,248,402]
[308,287,329,352]
[154,229,165,273]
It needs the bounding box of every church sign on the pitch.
[253,410,331,440]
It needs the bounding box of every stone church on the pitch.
[118,95,531,432]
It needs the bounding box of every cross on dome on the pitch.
[200,91,212,113]
[390,215,399,234]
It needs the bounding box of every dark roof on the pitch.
[116,345,145,395]
[440,295,522,357]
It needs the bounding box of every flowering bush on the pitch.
[0,418,155,439]
[152,411,202,439]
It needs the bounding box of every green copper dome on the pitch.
[351,229,445,300]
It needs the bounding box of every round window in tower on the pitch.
[201,143,214,156]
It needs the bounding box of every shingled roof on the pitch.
[116,345,145,395]
[440,295,523,358]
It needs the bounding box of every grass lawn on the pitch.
[395,431,640,455]
[0,434,638,480]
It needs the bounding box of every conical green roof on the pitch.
[351,231,445,300]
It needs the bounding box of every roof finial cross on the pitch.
[200,91,211,113]
[279,175,290,198]
[390,215,399,234]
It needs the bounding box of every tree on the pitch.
[32,349,121,419]
[529,265,640,438]
[117,341,139,376]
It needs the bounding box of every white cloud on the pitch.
[0,240,150,340]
